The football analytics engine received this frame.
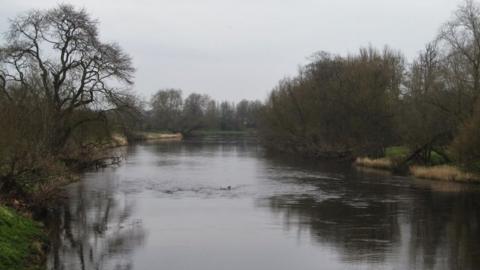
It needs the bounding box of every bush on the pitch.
[385,146,410,159]
[450,105,480,172]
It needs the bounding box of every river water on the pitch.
[46,137,480,270]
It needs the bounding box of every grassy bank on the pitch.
[354,146,406,171]
[355,146,480,183]
[410,165,480,183]
[0,206,46,270]
[355,157,394,170]
[129,131,182,142]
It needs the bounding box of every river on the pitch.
[46,136,480,270]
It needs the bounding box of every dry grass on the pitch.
[111,133,128,146]
[410,165,480,183]
[354,157,394,170]
[136,132,183,141]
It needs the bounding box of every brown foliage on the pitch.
[450,103,480,171]
[259,47,403,158]
[410,165,480,182]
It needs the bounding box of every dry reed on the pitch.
[410,165,480,183]
[355,157,394,170]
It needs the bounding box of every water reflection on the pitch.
[46,171,146,270]
[257,155,480,269]
[46,138,480,270]
[406,187,480,270]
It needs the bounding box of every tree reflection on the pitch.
[258,157,480,270]
[45,172,146,270]
[406,186,480,270]
[263,194,400,264]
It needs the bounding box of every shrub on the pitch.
[450,105,480,172]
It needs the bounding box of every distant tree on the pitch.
[235,99,263,129]
[150,89,183,132]
[246,100,263,128]
[236,100,250,129]
[219,101,236,130]
[204,100,219,130]
[149,90,213,135]
[181,93,210,134]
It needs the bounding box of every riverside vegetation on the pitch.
[0,5,262,204]
[0,4,140,269]
[0,206,45,270]
[0,5,262,268]
[2,1,480,269]
[259,0,480,182]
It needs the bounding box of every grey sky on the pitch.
[0,0,463,101]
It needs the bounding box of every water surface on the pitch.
[47,137,480,270]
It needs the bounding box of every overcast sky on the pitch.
[0,0,464,101]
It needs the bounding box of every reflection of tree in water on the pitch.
[265,194,401,264]
[407,188,480,270]
[259,157,480,269]
[46,173,146,270]
[146,136,258,156]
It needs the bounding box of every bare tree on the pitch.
[0,4,134,151]
[219,101,236,130]
[439,0,480,106]
[259,47,403,158]
[150,89,183,132]
[181,93,210,134]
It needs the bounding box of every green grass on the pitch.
[385,146,410,159]
[0,206,46,270]
[385,146,448,165]
[430,151,446,165]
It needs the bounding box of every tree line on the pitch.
[259,0,480,172]
[0,4,260,199]
[145,89,262,135]
[3,0,480,200]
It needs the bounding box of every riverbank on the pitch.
[128,131,183,142]
[0,133,134,269]
[354,148,480,183]
[410,165,480,183]
[0,206,46,270]
[40,138,480,269]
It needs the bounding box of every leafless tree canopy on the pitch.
[259,47,404,158]
[0,4,137,194]
[258,0,480,168]
[0,4,134,149]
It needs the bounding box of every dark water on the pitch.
[46,137,480,270]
